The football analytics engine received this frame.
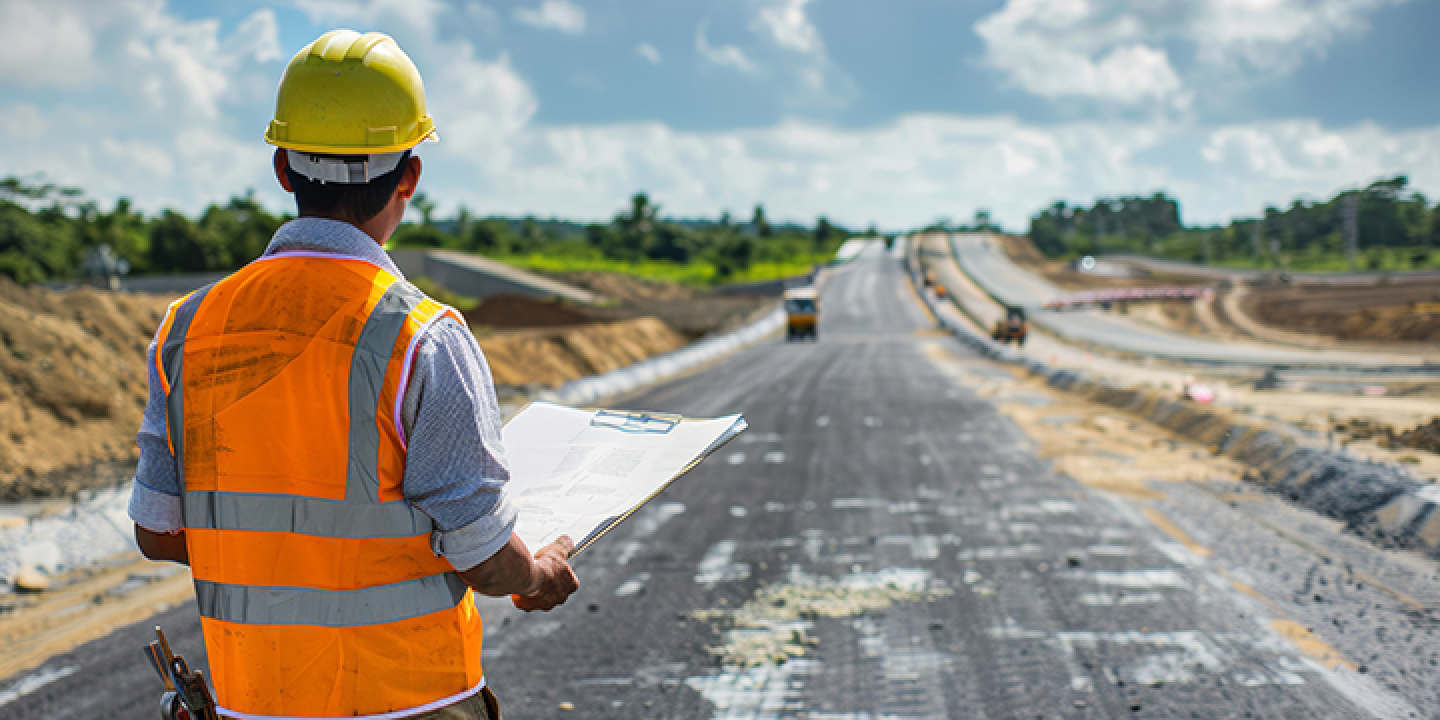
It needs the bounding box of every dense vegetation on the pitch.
[1028,177,1440,272]
[0,177,849,286]
[390,192,849,285]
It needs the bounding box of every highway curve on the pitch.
[950,233,1434,369]
[4,243,1438,719]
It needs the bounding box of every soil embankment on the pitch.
[0,279,172,500]
[997,234,1440,347]
[0,271,766,500]
[1243,281,1440,344]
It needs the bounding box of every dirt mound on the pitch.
[1331,417,1440,456]
[1396,418,1440,455]
[1244,280,1440,343]
[556,271,693,304]
[479,317,687,388]
[464,294,595,329]
[556,271,771,340]
[0,278,174,499]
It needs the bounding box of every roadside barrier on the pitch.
[904,251,1440,558]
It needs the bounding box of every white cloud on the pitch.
[748,0,850,106]
[697,25,756,73]
[636,42,661,65]
[1192,0,1403,72]
[0,1,96,88]
[754,0,823,55]
[0,2,288,213]
[975,0,1189,108]
[975,0,1406,109]
[514,0,586,35]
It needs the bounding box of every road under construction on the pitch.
[2,241,1439,719]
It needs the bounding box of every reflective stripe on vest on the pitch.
[194,573,469,627]
[157,254,483,719]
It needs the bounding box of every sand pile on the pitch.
[0,279,173,499]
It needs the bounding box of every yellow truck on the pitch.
[784,286,820,341]
[991,306,1028,345]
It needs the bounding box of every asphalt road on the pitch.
[949,234,1429,369]
[4,243,1438,719]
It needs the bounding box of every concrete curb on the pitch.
[903,252,1440,558]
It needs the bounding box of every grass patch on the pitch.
[490,253,828,287]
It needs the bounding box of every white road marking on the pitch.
[726,452,746,465]
[695,540,751,585]
[816,416,830,427]
[958,544,1045,560]
[763,452,786,464]
[729,506,748,518]
[1077,570,1190,589]
[614,572,651,597]
[0,666,79,708]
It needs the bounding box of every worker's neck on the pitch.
[297,210,392,249]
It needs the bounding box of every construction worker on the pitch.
[127,30,578,720]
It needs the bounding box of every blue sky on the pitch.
[2,0,1438,231]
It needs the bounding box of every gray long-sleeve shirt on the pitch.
[127,217,517,572]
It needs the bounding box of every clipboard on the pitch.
[502,402,748,557]
[590,409,682,434]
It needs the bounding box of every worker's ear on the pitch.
[274,149,294,193]
[398,155,422,201]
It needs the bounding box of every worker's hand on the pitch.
[512,535,579,612]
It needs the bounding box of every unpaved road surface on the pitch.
[4,245,1439,718]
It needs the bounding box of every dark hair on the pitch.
[286,150,411,224]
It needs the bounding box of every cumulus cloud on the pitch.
[514,0,586,35]
[1192,0,1404,72]
[697,25,757,73]
[0,1,286,211]
[975,0,1190,108]
[754,0,823,55]
[0,1,96,88]
[975,0,1407,109]
[636,42,661,65]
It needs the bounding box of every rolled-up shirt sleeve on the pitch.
[127,333,184,534]
[401,316,518,572]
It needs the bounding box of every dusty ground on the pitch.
[1243,279,1440,343]
[464,293,596,329]
[0,279,171,501]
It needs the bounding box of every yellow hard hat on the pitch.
[265,30,437,155]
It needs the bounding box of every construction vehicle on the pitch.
[145,626,220,720]
[991,306,1027,345]
[784,285,819,341]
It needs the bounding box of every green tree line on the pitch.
[0,177,851,285]
[1028,177,1440,272]
[390,192,850,283]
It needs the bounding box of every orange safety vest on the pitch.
[154,251,485,719]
